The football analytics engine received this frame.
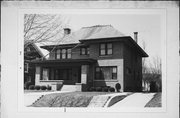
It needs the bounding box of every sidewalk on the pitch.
[110,93,155,108]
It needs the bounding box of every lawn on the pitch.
[30,92,112,107]
[145,92,162,107]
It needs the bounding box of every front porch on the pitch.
[33,59,96,91]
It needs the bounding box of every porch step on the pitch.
[61,85,77,92]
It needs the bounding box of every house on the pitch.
[32,25,148,92]
[24,42,49,85]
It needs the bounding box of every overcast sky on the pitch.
[62,13,162,65]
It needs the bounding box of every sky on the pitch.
[62,13,162,66]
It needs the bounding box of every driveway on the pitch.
[110,93,155,107]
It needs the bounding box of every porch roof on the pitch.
[32,58,97,65]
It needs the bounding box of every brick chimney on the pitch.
[134,32,138,43]
[63,28,71,37]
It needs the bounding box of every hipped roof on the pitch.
[40,25,148,57]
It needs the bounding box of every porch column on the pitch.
[81,65,89,84]
[35,66,41,85]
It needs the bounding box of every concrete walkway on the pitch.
[24,91,71,106]
[111,93,155,108]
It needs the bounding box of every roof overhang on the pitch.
[80,36,148,57]
[31,59,97,66]
[124,37,148,57]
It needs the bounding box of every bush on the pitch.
[41,86,47,90]
[102,87,109,92]
[150,81,158,92]
[47,85,52,91]
[34,85,41,90]
[109,87,115,92]
[88,87,95,92]
[24,82,32,90]
[96,87,102,92]
[29,85,35,90]
[115,83,121,92]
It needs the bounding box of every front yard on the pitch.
[145,93,162,107]
[30,92,125,107]
[27,91,162,108]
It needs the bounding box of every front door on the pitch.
[56,68,72,84]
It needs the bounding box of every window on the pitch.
[42,68,49,80]
[24,63,29,73]
[126,67,132,74]
[56,49,61,59]
[62,49,66,59]
[95,66,117,80]
[100,43,112,56]
[55,48,72,59]
[80,47,89,55]
[67,49,71,59]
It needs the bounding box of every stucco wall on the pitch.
[94,59,124,91]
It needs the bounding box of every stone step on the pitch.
[61,85,77,92]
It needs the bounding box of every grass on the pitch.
[145,92,162,107]
[30,92,111,107]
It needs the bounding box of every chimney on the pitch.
[63,28,71,36]
[134,32,138,43]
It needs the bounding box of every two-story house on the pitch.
[32,25,148,92]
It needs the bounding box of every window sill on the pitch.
[99,55,113,58]
[40,80,64,82]
[94,80,118,82]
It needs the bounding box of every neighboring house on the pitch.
[32,25,148,92]
[24,42,49,85]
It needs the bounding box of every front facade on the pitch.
[33,25,148,92]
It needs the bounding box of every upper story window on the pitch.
[24,63,29,73]
[80,47,89,55]
[55,48,72,59]
[100,43,112,56]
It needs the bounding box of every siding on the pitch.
[94,59,124,91]
[90,42,123,60]
[47,41,124,60]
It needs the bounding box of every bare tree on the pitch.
[24,14,68,48]
[149,56,162,74]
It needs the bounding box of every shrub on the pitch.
[150,81,158,92]
[34,85,41,90]
[24,82,32,90]
[41,86,47,90]
[29,85,35,90]
[96,87,102,92]
[115,83,121,92]
[47,85,52,91]
[109,87,115,92]
[88,87,95,92]
[102,87,109,92]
